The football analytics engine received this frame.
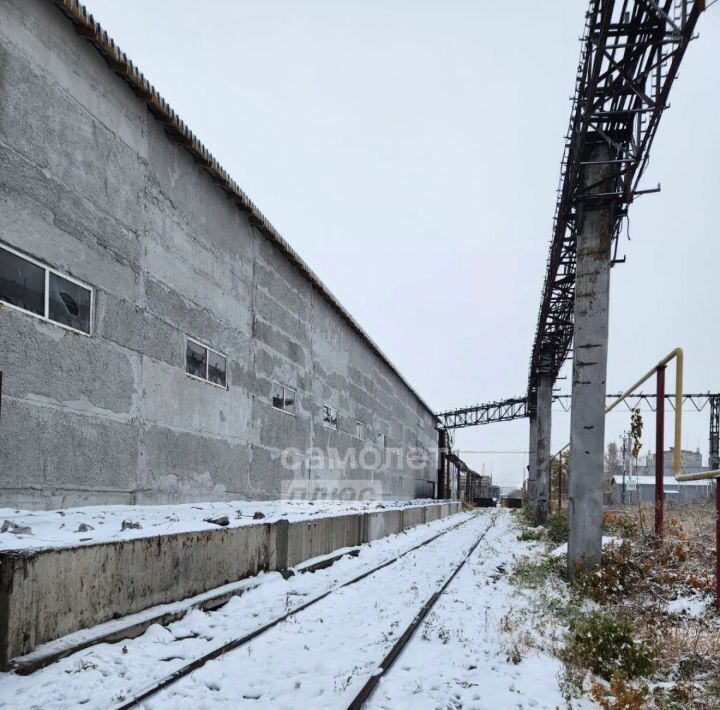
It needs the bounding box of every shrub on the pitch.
[575,541,647,603]
[510,555,566,589]
[518,528,543,542]
[546,511,569,544]
[601,511,637,538]
[565,611,656,681]
[591,677,648,710]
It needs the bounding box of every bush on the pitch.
[518,528,543,542]
[546,511,569,544]
[575,541,646,603]
[601,510,637,538]
[591,677,648,710]
[565,611,656,681]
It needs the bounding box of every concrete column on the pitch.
[534,374,553,525]
[568,140,615,578]
[527,413,538,511]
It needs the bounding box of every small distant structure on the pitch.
[610,474,714,505]
[500,486,523,509]
[609,446,716,505]
[636,447,706,477]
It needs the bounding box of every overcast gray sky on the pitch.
[84,0,719,486]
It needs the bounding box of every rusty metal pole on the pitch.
[656,366,666,538]
[445,457,450,500]
[436,429,447,499]
[716,479,720,613]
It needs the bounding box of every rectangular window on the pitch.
[323,405,338,430]
[185,337,227,388]
[355,420,365,440]
[272,382,296,415]
[0,243,92,334]
[376,432,386,450]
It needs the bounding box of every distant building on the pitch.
[637,447,706,476]
[610,474,714,504]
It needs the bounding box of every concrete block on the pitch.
[0,522,276,667]
[0,401,139,498]
[0,309,137,415]
[401,506,425,530]
[285,515,363,568]
[365,510,403,542]
[139,425,252,503]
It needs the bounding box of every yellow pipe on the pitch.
[606,348,719,482]
[552,347,719,482]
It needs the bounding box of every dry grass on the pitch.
[589,502,720,708]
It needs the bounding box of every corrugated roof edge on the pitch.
[47,0,436,421]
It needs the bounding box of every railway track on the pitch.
[346,514,496,709]
[113,511,488,710]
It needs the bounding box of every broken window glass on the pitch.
[186,339,207,379]
[323,405,338,430]
[48,273,91,333]
[208,350,227,387]
[0,247,45,316]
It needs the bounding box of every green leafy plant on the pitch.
[565,611,656,681]
[546,510,569,544]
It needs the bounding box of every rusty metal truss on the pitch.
[436,397,529,430]
[527,0,704,409]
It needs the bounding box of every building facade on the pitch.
[0,0,438,509]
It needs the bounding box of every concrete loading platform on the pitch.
[0,501,460,671]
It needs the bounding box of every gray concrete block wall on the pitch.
[0,0,437,508]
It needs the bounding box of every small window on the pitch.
[0,243,92,334]
[185,338,227,388]
[323,405,338,430]
[355,420,365,440]
[272,382,296,415]
[376,432,386,450]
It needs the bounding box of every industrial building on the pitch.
[610,475,715,505]
[0,0,437,509]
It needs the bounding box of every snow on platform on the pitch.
[0,498,440,552]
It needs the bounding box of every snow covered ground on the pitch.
[0,498,440,552]
[0,509,588,709]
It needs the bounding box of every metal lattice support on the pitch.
[435,397,529,430]
[527,0,704,408]
[709,395,720,470]
[439,392,720,429]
